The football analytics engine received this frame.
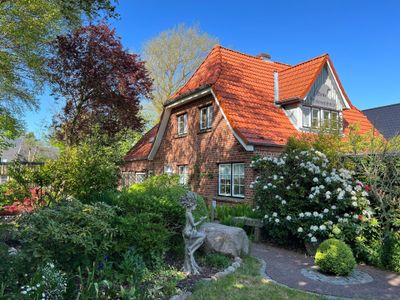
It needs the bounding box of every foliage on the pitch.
[204,253,232,269]
[0,0,117,114]
[48,22,152,145]
[143,24,218,114]
[0,110,22,155]
[381,232,400,272]
[191,257,325,300]
[143,268,185,299]
[17,200,118,273]
[20,262,67,299]
[216,203,261,226]
[251,148,373,246]
[315,238,356,276]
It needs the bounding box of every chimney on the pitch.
[274,71,279,103]
[256,53,272,62]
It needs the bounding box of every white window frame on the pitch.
[177,113,187,136]
[322,110,331,127]
[302,106,311,128]
[178,165,189,185]
[311,108,320,128]
[218,163,245,198]
[135,172,147,183]
[164,165,173,176]
[200,105,213,130]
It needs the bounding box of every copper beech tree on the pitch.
[48,23,152,145]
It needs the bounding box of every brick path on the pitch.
[251,243,400,300]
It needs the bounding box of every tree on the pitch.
[143,24,218,114]
[48,23,152,145]
[0,0,118,111]
[0,110,22,155]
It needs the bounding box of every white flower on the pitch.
[275,218,280,223]
[264,214,268,219]
[272,212,278,217]
[331,205,337,210]
[298,227,303,233]
[21,291,27,295]
[323,208,329,213]
[307,233,313,237]
[319,225,326,230]
[313,177,319,183]
[305,212,311,217]
[362,191,369,197]
[299,212,305,218]
[281,200,287,205]
[327,220,333,226]
[313,211,319,217]
[311,236,318,243]
[344,213,349,217]
[263,185,268,190]
[273,175,278,180]
[352,201,358,207]
[309,194,314,199]
[275,195,281,199]
[286,215,292,221]
[351,195,357,201]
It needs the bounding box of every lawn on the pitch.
[190,257,326,300]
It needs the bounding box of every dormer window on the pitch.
[200,105,213,130]
[311,108,320,128]
[302,106,342,131]
[177,113,187,136]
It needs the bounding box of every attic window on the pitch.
[303,106,342,131]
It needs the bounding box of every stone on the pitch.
[231,261,241,269]
[226,266,235,273]
[169,292,192,300]
[200,223,249,257]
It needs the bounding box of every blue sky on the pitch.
[25,0,400,136]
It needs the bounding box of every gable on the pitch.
[304,63,348,110]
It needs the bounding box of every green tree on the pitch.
[143,24,218,114]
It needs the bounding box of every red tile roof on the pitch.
[172,46,376,145]
[124,124,158,160]
[126,46,378,160]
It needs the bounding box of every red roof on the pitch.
[124,124,158,160]
[173,46,376,145]
[126,46,378,160]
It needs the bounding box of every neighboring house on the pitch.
[122,46,375,204]
[363,103,400,139]
[0,137,59,184]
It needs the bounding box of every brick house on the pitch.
[122,46,375,204]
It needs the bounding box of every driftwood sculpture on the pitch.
[181,191,206,275]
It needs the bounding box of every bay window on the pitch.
[218,163,245,198]
[304,106,342,131]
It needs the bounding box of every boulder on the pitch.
[200,223,249,257]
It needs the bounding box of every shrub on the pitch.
[205,253,232,269]
[251,148,373,247]
[381,232,400,272]
[315,238,356,276]
[17,200,118,273]
[216,203,261,226]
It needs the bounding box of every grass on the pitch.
[189,256,327,300]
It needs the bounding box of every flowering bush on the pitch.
[251,148,373,246]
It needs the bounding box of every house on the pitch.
[363,103,400,139]
[0,137,59,184]
[122,46,375,204]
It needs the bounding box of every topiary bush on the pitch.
[315,238,356,276]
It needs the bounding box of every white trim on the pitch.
[148,87,212,160]
[210,89,254,151]
[326,61,351,109]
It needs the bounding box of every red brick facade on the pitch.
[122,94,282,204]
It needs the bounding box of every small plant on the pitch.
[315,238,356,276]
[381,232,400,272]
[205,253,232,269]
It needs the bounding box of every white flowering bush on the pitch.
[251,148,373,246]
[21,262,66,300]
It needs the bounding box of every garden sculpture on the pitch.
[181,191,207,275]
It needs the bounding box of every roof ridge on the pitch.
[363,102,400,111]
[218,46,291,67]
[281,53,328,72]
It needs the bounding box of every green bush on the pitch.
[315,238,356,276]
[205,253,232,269]
[17,200,118,273]
[381,232,400,273]
[216,203,260,226]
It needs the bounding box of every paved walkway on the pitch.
[251,243,400,300]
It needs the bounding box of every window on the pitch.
[302,107,311,128]
[121,172,135,187]
[322,110,330,127]
[331,111,339,129]
[164,165,173,176]
[178,165,189,185]
[135,172,146,183]
[177,113,187,136]
[200,105,213,130]
[218,163,245,198]
[0,175,8,184]
[311,108,320,128]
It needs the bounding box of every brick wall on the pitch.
[123,94,284,204]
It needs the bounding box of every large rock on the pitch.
[200,223,249,257]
